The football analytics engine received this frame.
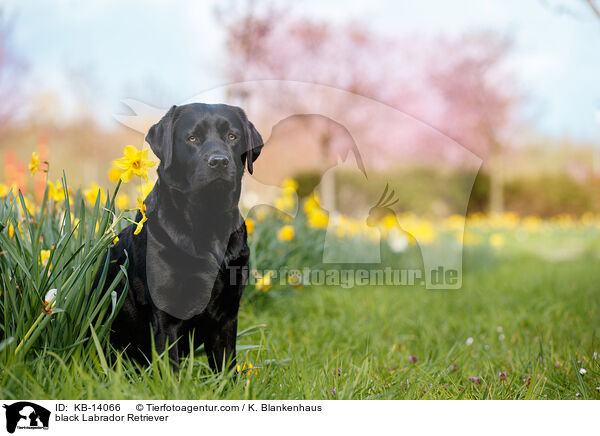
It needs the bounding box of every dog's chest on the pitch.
[145,227,227,320]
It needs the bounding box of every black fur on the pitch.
[96,103,263,371]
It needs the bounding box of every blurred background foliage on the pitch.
[1,1,600,219]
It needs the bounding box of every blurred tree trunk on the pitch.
[318,129,336,212]
[488,136,504,214]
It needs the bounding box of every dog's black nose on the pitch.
[207,154,230,169]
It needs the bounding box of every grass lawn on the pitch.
[2,253,599,400]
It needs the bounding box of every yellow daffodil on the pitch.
[461,232,482,245]
[277,225,294,241]
[303,192,322,215]
[403,221,436,245]
[245,217,255,235]
[307,209,329,229]
[47,180,69,203]
[134,215,147,235]
[137,196,147,214]
[8,222,24,239]
[274,195,295,214]
[382,214,398,230]
[581,212,595,226]
[134,216,146,235]
[255,271,274,292]
[20,196,36,217]
[113,236,119,244]
[113,145,156,183]
[0,183,8,197]
[3,183,18,199]
[133,197,147,235]
[273,180,298,214]
[107,165,122,182]
[489,233,504,248]
[281,178,298,191]
[84,183,107,206]
[29,152,40,175]
[333,215,360,238]
[116,193,130,210]
[303,193,329,228]
[522,215,541,231]
[40,249,51,267]
[443,214,465,232]
[255,207,267,222]
[137,180,155,198]
[236,361,258,376]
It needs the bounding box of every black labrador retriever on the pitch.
[96,103,263,371]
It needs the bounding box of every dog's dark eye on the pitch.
[228,133,237,141]
[188,136,197,142]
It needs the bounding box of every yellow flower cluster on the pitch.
[304,193,328,229]
[332,214,379,241]
[84,183,107,206]
[47,179,71,203]
[0,183,16,197]
[236,361,258,376]
[274,178,298,214]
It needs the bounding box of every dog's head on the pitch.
[146,103,263,197]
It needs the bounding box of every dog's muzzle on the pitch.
[207,154,230,169]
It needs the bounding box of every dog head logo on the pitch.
[3,402,50,433]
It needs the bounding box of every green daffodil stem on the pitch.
[14,311,45,356]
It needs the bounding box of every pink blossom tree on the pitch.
[423,33,519,213]
[219,3,519,213]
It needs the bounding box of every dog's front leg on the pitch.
[152,309,181,371]
[204,316,238,372]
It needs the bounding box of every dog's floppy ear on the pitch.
[233,107,264,175]
[245,120,263,175]
[146,105,177,169]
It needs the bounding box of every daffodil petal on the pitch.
[120,169,134,183]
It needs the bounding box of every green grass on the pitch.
[1,252,598,399]
[1,173,598,399]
